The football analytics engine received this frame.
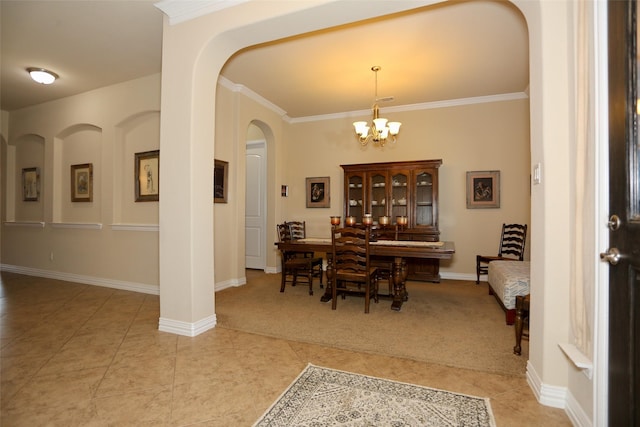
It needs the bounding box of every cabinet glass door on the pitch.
[369,172,387,224]
[415,170,434,227]
[391,172,409,224]
[346,173,364,222]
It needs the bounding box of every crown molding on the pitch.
[217,75,528,125]
[155,0,251,25]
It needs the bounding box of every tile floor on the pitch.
[0,271,571,426]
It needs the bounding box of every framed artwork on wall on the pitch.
[135,150,159,202]
[214,159,228,203]
[466,170,500,209]
[22,167,40,202]
[71,163,93,202]
[306,176,330,208]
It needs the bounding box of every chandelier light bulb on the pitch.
[27,67,58,85]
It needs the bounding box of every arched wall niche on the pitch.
[53,123,102,224]
[9,133,45,222]
[114,110,161,225]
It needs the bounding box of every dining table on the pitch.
[275,237,455,311]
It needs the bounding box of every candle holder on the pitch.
[330,216,341,226]
[396,216,408,229]
[345,216,356,226]
[362,214,373,226]
[379,215,390,225]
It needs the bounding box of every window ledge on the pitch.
[50,222,102,230]
[111,223,159,232]
[3,221,45,228]
[559,343,593,379]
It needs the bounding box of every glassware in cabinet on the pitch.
[414,170,435,228]
[369,172,387,224]
[346,173,364,222]
[391,172,409,223]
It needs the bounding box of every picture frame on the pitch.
[135,150,159,202]
[22,167,40,201]
[306,176,330,208]
[214,159,228,203]
[466,170,500,209]
[71,163,93,202]
[281,185,289,197]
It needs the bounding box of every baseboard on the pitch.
[440,271,481,281]
[158,314,216,337]
[565,389,593,427]
[0,263,159,295]
[215,276,247,291]
[526,360,567,408]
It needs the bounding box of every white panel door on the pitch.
[245,143,266,269]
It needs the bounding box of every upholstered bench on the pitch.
[487,260,530,325]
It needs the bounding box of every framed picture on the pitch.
[306,176,330,208]
[135,150,159,202]
[22,167,40,201]
[214,159,228,203]
[281,185,289,197]
[71,163,93,202]
[466,170,500,209]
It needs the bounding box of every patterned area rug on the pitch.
[253,364,496,426]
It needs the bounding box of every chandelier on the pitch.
[353,66,401,147]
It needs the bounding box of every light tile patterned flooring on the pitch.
[0,271,571,426]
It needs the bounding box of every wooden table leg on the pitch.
[390,257,408,311]
[514,294,529,355]
[320,255,333,303]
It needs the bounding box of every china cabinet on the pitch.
[341,159,442,281]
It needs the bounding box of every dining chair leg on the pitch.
[331,281,338,310]
[307,268,313,296]
[364,292,370,313]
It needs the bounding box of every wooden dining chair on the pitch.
[370,224,399,296]
[277,223,323,295]
[331,226,379,313]
[286,220,324,287]
[476,223,528,284]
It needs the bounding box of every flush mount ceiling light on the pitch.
[353,66,401,147]
[27,67,59,85]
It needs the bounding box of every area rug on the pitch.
[253,364,496,427]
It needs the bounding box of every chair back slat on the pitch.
[277,223,292,242]
[498,223,527,260]
[332,226,370,274]
[286,221,306,240]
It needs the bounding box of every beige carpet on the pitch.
[215,270,528,377]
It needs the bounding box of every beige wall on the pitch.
[160,0,597,423]
[281,99,531,276]
[0,0,601,422]
[211,83,530,282]
[1,74,161,291]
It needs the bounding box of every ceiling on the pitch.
[1,1,529,118]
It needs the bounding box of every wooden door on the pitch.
[607,1,640,424]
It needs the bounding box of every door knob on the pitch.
[600,247,621,265]
[607,214,621,231]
